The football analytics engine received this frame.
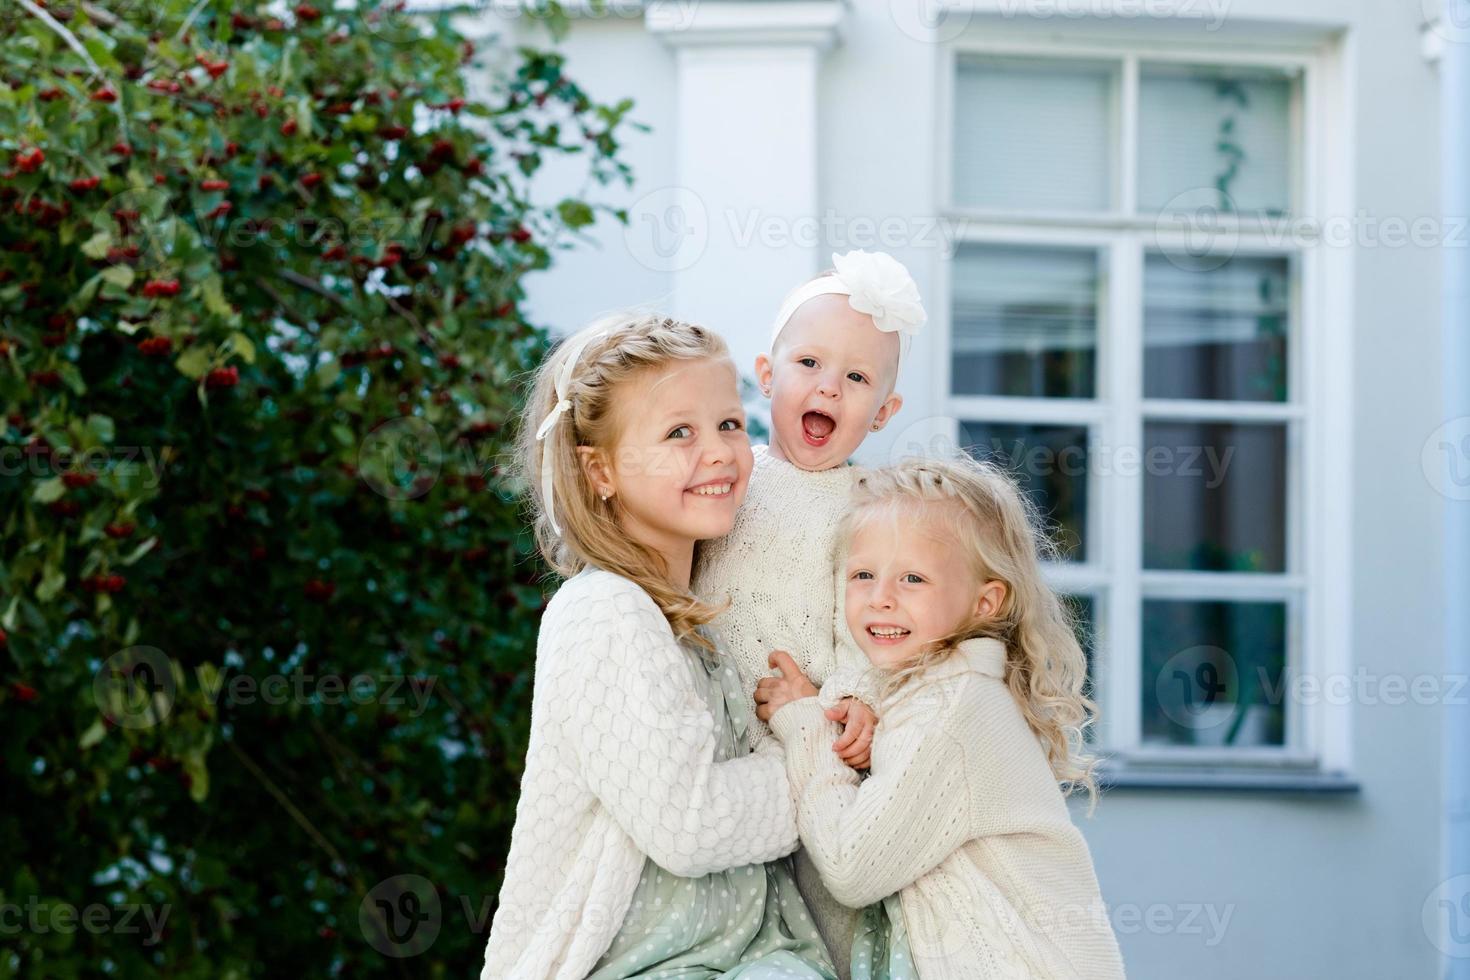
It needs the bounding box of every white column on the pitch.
[645,1,847,384]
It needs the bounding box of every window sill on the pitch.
[1095,762,1360,794]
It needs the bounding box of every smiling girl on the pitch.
[481,313,837,980]
[753,456,1126,980]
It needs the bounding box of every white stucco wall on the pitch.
[486,2,1452,977]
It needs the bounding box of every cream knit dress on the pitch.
[693,443,878,979]
[768,637,1128,980]
[481,568,808,980]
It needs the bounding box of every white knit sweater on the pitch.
[693,443,877,749]
[479,567,802,980]
[692,443,878,977]
[769,637,1127,980]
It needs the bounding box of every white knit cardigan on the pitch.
[770,637,1127,980]
[479,567,803,979]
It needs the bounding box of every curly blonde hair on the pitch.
[838,455,1100,808]
[511,311,732,653]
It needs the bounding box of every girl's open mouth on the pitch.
[686,481,733,498]
[866,625,911,644]
[801,410,835,447]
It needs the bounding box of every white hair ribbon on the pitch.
[534,323,614,537]
[768,249,927,369]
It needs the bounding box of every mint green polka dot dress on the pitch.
[849,896,920,980]
[587,630,838,980]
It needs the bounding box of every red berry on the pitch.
[511,225,532,244]
[322,244,347,260]
[378,125,408,140]
[200,179,229,191]
[91,87,117,103]
[106,574,125,593]
[205,201,232,219]
[109,141,132,157]
[205,365,239,389]
[0,628,7,647]
[304,578,336,601]
[68,176,100,191]
[11,681,37,703]
[280,118,298,137]
[295,3,321,20]
[136,336,172,356]
[105,522,136,538]
[142,279,181,298]
[62,471,97,488]
[16,149,44,173]
[38,88,64,101]
[300,171,322,188]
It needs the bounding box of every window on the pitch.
[939,42,1349,774]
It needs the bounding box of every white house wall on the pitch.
[493,2,1452,977]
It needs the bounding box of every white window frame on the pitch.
[934,28,1354,776]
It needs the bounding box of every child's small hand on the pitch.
[825,698,876,770]
[754,650,819,723]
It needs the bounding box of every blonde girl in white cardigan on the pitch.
[482,313,838,980]
[754,456,1127,980]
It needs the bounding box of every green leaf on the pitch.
[36,566,65,603]
[57,363,86,395]
[81,230,112,260]
[228,332,256,365]
[556,199,594,229]
[119,536,158,567]
[175,346,213,380]
[316,359,341,388]
[86,414,115,445]
[202,277,234,319]
[101,265,135,290]
[79,719,108,750]
[31,477,65,504]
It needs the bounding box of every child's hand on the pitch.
[754,650,819,723]
[826,698,876,770]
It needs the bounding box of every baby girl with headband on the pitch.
[693,249,927,979]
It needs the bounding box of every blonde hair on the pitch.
[512,312,732,653]
[838,455,1100,807]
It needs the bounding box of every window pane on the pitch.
[952,244,1098,399]
[1138,64,1293,217]
[1144,253,1290,402]
[959,421,1088,562]
[1141,598,1287,747]
[1142,421,1287,572]
[1064,592,1099,699]
[953,57,1113,212]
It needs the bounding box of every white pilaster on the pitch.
[645,1,847,386]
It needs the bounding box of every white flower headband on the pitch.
[768,249,926,369]
[533,321,619,538]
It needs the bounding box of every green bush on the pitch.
[0,1,635,974]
